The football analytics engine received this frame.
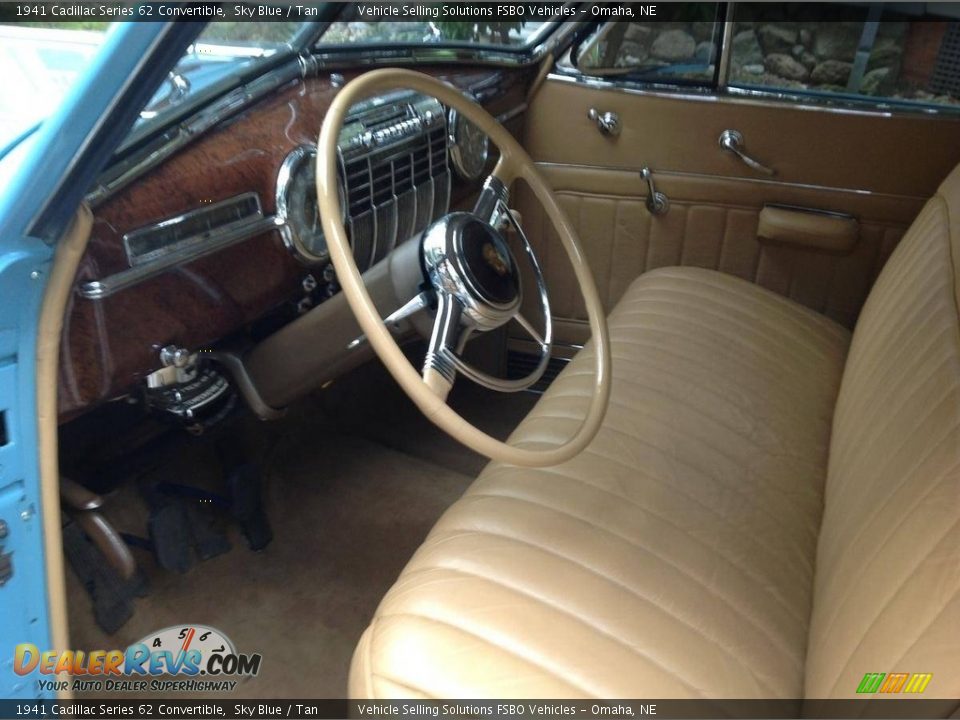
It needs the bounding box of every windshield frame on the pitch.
[116,19,328,155]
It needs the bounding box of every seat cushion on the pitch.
[804,172,960,700]
[349,267,851,699]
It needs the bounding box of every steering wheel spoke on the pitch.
[422,291,461,400]
[514,312,546,349]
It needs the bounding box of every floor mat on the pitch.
[66,420,473,698]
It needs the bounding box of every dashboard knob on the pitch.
[160,345,192,369]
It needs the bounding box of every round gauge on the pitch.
[134,624,235,656]
[448,109,490,182]
[277,144,333,264]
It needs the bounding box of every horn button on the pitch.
[422,212,522,331]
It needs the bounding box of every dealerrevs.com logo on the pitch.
[856,672,933,694]
[14,625,261,693]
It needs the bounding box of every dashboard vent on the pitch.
[338,93,449,271]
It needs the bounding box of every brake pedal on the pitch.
[148,503,194,573]
[227,463,273,551]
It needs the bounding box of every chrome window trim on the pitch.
[716,10,735,90]
[552,60,960,120]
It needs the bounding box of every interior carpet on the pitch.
[319,353,538,477]
[65,410,474,699]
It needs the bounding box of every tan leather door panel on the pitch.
[516,76,960,344]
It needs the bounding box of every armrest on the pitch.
[758,205,859,253]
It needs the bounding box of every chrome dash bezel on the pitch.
[447,108,490,182]
[80,192,280,300]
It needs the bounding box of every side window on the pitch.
[728,5,960,110]
[573,3,723,84]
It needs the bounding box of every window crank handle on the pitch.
[587,108,621,137]
[719,130,776,176]
[640,167,669,216]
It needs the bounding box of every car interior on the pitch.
[35,3,960,707]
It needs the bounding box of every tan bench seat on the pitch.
[350,167,960,701]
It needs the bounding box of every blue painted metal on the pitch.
[0,19,203,699]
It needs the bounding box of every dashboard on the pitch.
[58,66,531,422]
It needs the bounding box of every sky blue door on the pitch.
[0,20,201,698]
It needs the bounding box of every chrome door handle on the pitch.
[587,108,621,137]
[719,130,776,176]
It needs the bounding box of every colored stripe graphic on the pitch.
[856,672,932,694]
[880,673,909,693]
[903,673,933,693]
[857,673,885,694]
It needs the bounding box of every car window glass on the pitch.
[573,3,723,84]
[729,4,960,111]
[0,23,110,151]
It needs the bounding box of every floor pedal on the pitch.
[148,502,195,573]
[63,519,147,635]
[143,486,232,572]
[227,463,273,551]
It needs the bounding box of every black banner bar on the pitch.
[3,699,960,719]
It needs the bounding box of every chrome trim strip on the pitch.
[546,71,960,120]
[123,192,263,266]
[717,7,735,90]
[78,214,282,300]
[533,161,927,201]
[86,59,303,207]
[496,103,528,123]
[313,47,537,69]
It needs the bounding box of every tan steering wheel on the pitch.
[316,69,610,467]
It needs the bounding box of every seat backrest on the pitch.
[804,167,960,699]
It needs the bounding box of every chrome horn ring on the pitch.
[420,176,553,393]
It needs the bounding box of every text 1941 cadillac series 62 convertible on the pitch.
[0,3,958,716]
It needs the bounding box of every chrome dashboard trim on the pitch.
[275,144,331,266]
[122,192,265,267]
[78,212,283,300]
[546,71,960,120]
[312,47,539,69]
[447,108,490,182]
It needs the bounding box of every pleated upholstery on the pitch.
[515,188,905,331]
[350,267,851,699]
[803,174,960,699]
